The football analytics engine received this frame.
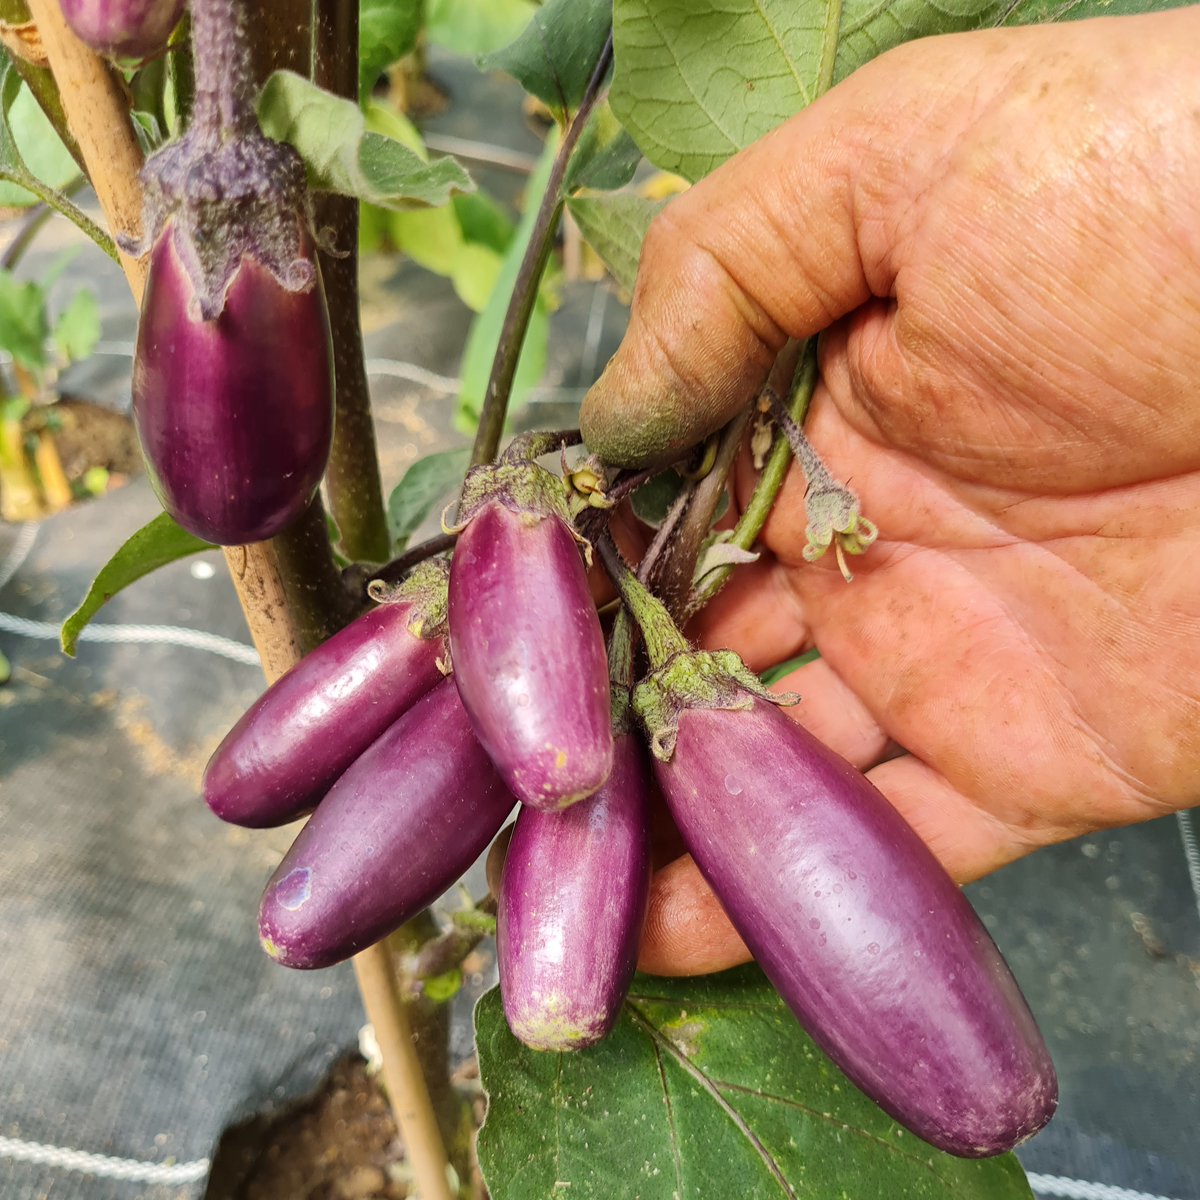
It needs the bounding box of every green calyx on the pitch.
[632,649,797,761]
[367,557,451,649]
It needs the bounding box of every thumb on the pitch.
[579,88,875,468]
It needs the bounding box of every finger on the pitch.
[579,88,874,468]
[637,853,752,976]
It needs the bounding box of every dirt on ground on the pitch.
[205,1055,486,1200]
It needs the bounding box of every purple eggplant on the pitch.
[448,442,612,810]
[650,694,1057,1157]
[203,563,451,828]
[60,0,184,57]
[498,732,651,1050]
[126,0,333,545]
[133,229,333,544]
[258,677,514,969]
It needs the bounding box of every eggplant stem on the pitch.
[358,531,457,596]
[468,31,613,469]
[684,339,817,618]
[596,530,688,669]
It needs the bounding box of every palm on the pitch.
[697,378,1200,886]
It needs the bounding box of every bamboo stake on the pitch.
[24,0,146,293]
[29,7,455,1193]
[354,946,455,1200]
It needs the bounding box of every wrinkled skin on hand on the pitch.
[578,11,1200,976]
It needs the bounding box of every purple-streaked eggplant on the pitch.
[203,561,451,829]
[60,0,184,58]
[447,433,612,810]
[597,534,1057,1158]
[126,0,333,545]
[258,677,514,969]
[498,611,651,1049]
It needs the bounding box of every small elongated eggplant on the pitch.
[258,678,514,969]
[134,229,333,544]
[498,732,651,1050]
[60,0,184,57]
[447,437,612,810]
[127,0,333,545]
[596,537,1056,1158]
[648,690,1057,1157]
[203,562,450,828]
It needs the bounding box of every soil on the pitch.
[204,1055,487,1200]
[47,396,142,481]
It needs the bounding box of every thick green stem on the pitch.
[313,0,390,563]
[685,339,817,616]
[596,530,687,670]
[468,32,613,468]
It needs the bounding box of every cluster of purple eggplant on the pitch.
[201,427,1057,1159]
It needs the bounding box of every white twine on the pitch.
[0,611,260,666]
[1027,1173,1183,1200]
[0,1135,209,1184]
[1177,809,1200,934]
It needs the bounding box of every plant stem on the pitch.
[1,176,84,270]
[313,0,389,564]
[596,530,688,669]
[468,32,613,468]
[636,478,694,587]
[360,531,456,592]
[189,0,255,136]
[25,0,147,292]
[684,338,816,617]
[354,945,455,1200]
[655,404,753,621]
[0,166,118,261]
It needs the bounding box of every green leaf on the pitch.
[630,466,728,528]
[386,446,471,550]
[52,288,100,363]
[423,967,463,1003]
[390,204,467,275]
[359,0,424,104]
[455,132,559,430]
[0,267,47,368]
[426,0,536,57]
[566,193,664,292]
[451,241,504,313]
[60,512,216,656]
[453,191,515,255]
[477,0,612,123]
[256,71,474,210]
[563,100,642,194]
[0,76,78,207]
[611,0,1189,185]
[760,646,820,686]
[476,966,1036,1200]
[363,99,426,157]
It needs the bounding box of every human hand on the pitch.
[576,10,1200,975]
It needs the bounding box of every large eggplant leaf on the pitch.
[610,0,1192,183]
[565,193,665,292]
[478,0,612,123]
[0,75,77,207]
[386,446,471,550]
[359,0,424,104]
[61,513,215,656]
[426,0,536,57]
[257,71,474,209]
[476,966,1035,1200]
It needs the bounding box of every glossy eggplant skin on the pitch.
[133,227,334,545]
[448,502,612,811]
[653,698,1057,1158]
[498,733,651,1050]
[258,678,514,969]
[203,603,446,829]
[60,0,184,57]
